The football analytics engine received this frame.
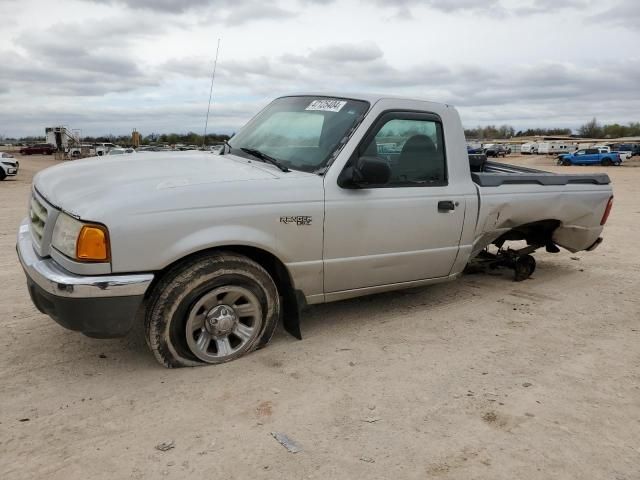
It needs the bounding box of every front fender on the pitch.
[160,224,284,270]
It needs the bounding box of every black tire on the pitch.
[145,252,280,368]
[0,169,6,181]
[601,158,613,166]
[562,159,571,166]
[514,255,536,282]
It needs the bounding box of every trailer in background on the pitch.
[538,142,578,155]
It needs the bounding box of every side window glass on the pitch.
[360,118,446,186]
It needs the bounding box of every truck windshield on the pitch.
[228,96,369,173]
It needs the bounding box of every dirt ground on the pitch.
[1,153,639,480]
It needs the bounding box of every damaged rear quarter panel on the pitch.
[471,184,612,256]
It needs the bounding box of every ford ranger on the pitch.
[17,94,614,368]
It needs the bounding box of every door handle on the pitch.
[438,200,456,212]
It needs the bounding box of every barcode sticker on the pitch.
[305,99,347,112]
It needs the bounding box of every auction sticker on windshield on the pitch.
[305,99,347,112]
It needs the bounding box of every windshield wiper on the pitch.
[220,139,233,155]
[240,147,290,172]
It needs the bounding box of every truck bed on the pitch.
[466,157,613,257]
[471,160,610,187]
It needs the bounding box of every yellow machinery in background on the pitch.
[131,129,141,148]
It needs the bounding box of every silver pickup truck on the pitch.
[17,94,614,368]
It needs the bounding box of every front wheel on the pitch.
[0,169,6,180]
[145,252,280,368]
[561,159,571,166]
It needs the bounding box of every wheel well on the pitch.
[220,246,295,298]
[492,219,561,249]
[146,245,303,337]
[150,245,294,297]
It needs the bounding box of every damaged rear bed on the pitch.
[466,157,612,259]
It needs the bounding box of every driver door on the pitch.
[323,111,466,294]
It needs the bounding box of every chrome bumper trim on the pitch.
[17,220,153,298]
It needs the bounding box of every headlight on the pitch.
[52,212,110,262]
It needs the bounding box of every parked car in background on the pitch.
[68,144,94,158]
[137,145,171,152]
[610,144,640,157]
[19,144,55,155]
[483,144,509,157]
[520,142,538,154]
[558,148,622,166]
[94,143,119,156]
[0,152,19,180]
[466,145,483,154]
[176,144,199,151]
[106,148,136,156]
[208,145,225,154]
[614,150,632,161]
[589,145,631,160]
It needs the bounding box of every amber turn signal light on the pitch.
[76,225,110,261]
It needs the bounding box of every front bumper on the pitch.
[17,221,154,338]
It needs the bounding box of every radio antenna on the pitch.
[202,38,221,149]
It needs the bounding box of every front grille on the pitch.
[29,195,48,246]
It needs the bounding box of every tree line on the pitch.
[0,132,232,146]
[577,118,640,139]
[4,119,640,144]
[464,119,640,140]
[464,125,572,139]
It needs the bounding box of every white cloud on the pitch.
[0,0,638,136]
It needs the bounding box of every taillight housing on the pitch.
[600,196,614,225]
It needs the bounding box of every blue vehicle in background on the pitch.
[558,148,622,166]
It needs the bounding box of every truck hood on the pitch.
[34,151,296,218]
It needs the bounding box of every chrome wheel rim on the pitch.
[185,286,262,363]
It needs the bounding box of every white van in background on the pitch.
[520,142,538,154]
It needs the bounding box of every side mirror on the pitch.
[338,156,391,188]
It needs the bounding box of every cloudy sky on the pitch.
[1,0,638,137]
